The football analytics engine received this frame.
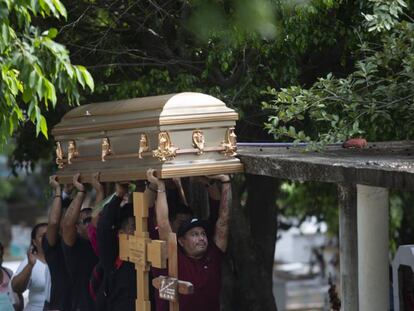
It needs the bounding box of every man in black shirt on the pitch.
[62,173,98,311]
[97,183,136,311]
[42,176,73,311]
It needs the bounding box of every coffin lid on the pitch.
[52,92,238,136]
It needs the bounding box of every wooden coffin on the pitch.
[52,92,244,183]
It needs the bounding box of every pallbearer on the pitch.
[51,92,243,311]
[147,169,231,311]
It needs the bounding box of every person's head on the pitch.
[177,219,208,259]
[78,207,92,239]
[169,204,193,233]
[117,203,135,235]
[0,242,4,266]
[31,223,47,255]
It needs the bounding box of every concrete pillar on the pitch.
[338,184,358,311]
[357,185,389,311]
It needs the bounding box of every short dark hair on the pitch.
[117,203,134,230]
[31,223,47,253]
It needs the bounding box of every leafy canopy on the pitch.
[0,0,93,147]
[263,0,414,148]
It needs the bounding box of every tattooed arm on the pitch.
[46,176,63,247]
[212,175,231,252]
[146,169,172,241]
[91,172,105,205]
[62,173,86,247]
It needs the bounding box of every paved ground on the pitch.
[286,278,329,311]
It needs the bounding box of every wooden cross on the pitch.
[152,232,194,311]
[119,191,168,311]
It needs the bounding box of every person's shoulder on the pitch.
[62,234,83,252]
[42,234,61,250]
[1,266,13,278]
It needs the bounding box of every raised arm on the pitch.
[11,249,37,293]
[194,176,221,201]
[97,183,126,271]
[62,173,86,246]
[46,176,63,247]
[211,175,231,252]
[91,172,105,205]
[172,177,188,206]
[146,169,172,241]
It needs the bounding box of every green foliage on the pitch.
[278,181,338,235]
[0,0,93,148]
[187,0,278,43]
[264,0,414,148]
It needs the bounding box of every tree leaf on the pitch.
[51,0,67,19]
[78,65,94,91]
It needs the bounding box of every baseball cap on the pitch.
[177,218,208,238]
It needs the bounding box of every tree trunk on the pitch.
[221,174,280,311]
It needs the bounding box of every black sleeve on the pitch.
[97,195,123,272]
[41,235,50,255]
[62,237,83,275]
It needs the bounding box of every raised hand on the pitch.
[49,175,61,191]
[27,247,37,267]
[146,169,163,187]
[206,174,230,183]
[91,172,103,192]
[72,173,86,192]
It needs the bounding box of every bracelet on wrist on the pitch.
[54,194,61,198]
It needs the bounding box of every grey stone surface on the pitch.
[238,141,414,190]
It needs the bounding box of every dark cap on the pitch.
[177,218,208,238]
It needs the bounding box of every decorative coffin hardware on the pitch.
[101,137,112,162]
[67,140,79,164]
[138,134,149,159]
[221,127,237,157]
[51,92,244,183]
[55,142,65,168]
[192,130,205,155]
[153,131,177,162]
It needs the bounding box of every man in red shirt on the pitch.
[147,169,231,311]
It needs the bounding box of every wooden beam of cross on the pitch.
[152,232,194,311]
[119,191,168,311]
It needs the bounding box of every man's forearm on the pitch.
[214,183,231,251]
[95,186,105,205]
[11,264,33,293]
[62,192,85,245]
[155,183,172,241]
[47,194,63,246]
[63,192,85,226]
